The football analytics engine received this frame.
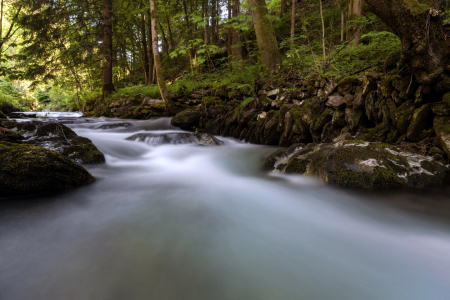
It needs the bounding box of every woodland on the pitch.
[0,0,442,112]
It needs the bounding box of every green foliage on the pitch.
[0,80,28,109]
[240,97,255,108]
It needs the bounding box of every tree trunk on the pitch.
[348,0,362,46]
[227,0,232,61]
[365,0,450,90]
[291,0,296,50]
[141,13,150,84]
[150,0,174,113]
[102,0,115,98]
[147,14,154,84]
[158,20,169,56]
[211,0,217,44]
[166,15,175,51]
[280,0,287,17]
[232,0,242,64]
[320,0,326,63]
[248,0,281,72]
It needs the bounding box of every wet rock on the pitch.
[0,127,23,142]
[0,141,95,197]
[324,79,338,96]
[392,75,416,99]
[0,121,105,164]
[406,104,432,142]
[431,92,450,116]
[365,90,378,123]
[7,112,37,119]
[97,122,133,130]
[171,109,203,130]
[342,94,354,106]
[264,114,281,145]
[266,89,280,99]
[434,116,450,158]
[265,141,448,189]
[326,93,346,109]
[126,132,224,146]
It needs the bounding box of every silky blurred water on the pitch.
[1,115,450,300]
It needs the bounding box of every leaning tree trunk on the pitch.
[102,0,115,99]
[248,0,281,72]
[150,0,174,113]
[365,0,450,91]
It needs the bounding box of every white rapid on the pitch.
[1,116,450,300]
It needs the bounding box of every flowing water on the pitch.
[1,115,450,300]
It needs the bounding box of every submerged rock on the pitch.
[0,120,105,164]
[265,141,448,189]
[0,142,95,197]
[126,132,224,146]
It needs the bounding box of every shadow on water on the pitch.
[1,115,450,300]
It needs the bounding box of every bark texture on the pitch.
[248,0,281,72]
[102,0,115,97]
[366,0,450,90]
[150,0,174,113]
[347,0,362,45]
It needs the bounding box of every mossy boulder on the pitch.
[406,104,432,142]
[345,108,363,132]
[264,141,448,189]
[434,116,450,158]
[0,142,95,197]
[337,76,357,95]
[326,93,346,109]
[171,109,203,130]
[0,121,105,164]
[0,127,23,142]
[431,92,450,116]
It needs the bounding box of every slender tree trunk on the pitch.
[141,13,150,84]
[231,0,242,65]
[102,0,115,99]
[150,0,174,113]
[227,0,232,61]
[147,14,154,84]
[166,15,175,51]
[320,0,326,64]
[70,67,83,109]
[280,0,287,17]
[365,0,450,89]
[248,0,281,72]
[0,0,3,41]
[348,0,362,46]
[211,0,217,44]
[158,20,169,56]
[205,0,209,44]
[182,0,195,72]
[335,0,345,42]
[290,0,296,50]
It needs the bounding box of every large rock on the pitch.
[406,104,431,142]
[337,76,357,95]
[434,116,450,158]
[0,142,95,197]
[0,121,105,164]
[395,100,415,135]
[126,132,224,146]
[431,92,450,116]
[345,108,363,132]
[171,109,202,130]
[265,141,448,189]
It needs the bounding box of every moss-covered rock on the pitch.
[434,116,450,158]
[395,100,415,134]
[0,127,23,142]
[265,141,448,189]
[125,132,224,146]
[326,93,346,109]
[0,142,95,197]
[406,104,432,141]
[345,108,363,133]
[0,121,105,164]
[171,109,203,130]
[337,76,357,95]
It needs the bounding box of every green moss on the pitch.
[285,158,309,174]
[402,0,430,15]
[337,76,356,86]
[153,103,166,111]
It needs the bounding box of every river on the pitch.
[1,115,450,300]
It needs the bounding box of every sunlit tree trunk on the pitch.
[102,0,115,99]
[290,0,296,50]
[150,0,174,113]
[248,0,281,72]
[348,0,362,46]
[335,0,345,42]
[147,14,155,84]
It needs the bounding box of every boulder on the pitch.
[265,141,448,189]
[434,116,450,158]
[362,74,378,96]
[324,79,337,96]
[337,76,357,95]
[126,132,224,146]
[342,94,354,106]
[353,91,365,110]
[326,93,346,109]
[0,142,95,197]
[395,100,415,135]
[345,108,363,133]
[406,104,432,142]
[332,109,346,128]
[0,121,105,164]
[431,92,450,116]
[171,109,203,130]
